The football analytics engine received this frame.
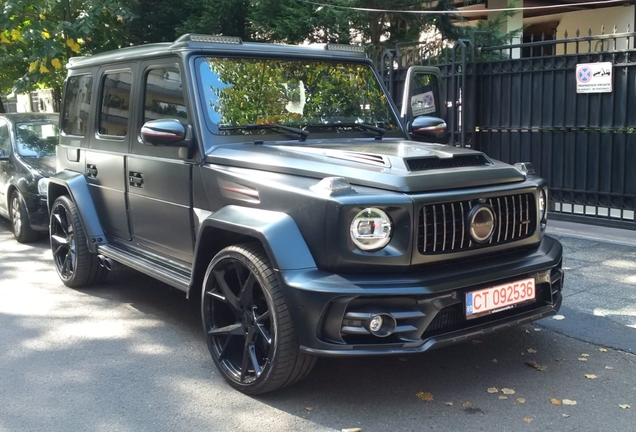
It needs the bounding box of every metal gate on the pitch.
[375,30,636,229]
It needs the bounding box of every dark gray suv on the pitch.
[43,34,563,394]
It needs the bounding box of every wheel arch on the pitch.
[47,170,106,254]
[187,206,317,299]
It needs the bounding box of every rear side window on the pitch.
[99,72,132,137]
[144,68,188,124]
[62,75,93,136]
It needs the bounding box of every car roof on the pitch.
[0,113,59,123]
[67,34,369,69]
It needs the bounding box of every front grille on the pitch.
[417,193,536,254]
[406,154,491,171]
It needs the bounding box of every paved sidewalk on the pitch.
[543,220,636,353]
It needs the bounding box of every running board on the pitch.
[97,243,191,292]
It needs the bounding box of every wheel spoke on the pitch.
[239,272,257,309]
[240,342,251,382]
[218,336,233,361]
[256,323,272,346]
[51,235,68,246]
[208,323,244,337]
[62,254,70,276]
[255,309,270,323]
[206,290,225,302]
[213,268,242,315]
[248,344,262,377]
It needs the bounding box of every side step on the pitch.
[97,243,191,292]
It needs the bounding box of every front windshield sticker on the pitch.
[411,91,436,116]
[197,57,399,136]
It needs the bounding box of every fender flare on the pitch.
[47,170,106,254]
[188,205,317,297]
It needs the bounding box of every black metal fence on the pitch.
[375,29,636,229]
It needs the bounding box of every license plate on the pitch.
[465,277,535,318]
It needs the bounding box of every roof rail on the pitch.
[174,34,243,44]
[325,43,365,53]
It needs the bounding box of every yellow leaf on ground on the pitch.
[445,402,453,406]
[578,357,588,362]
[305,407,313,412]
[51,58,62,69]
[526,361,548,371]
[341,429,362,432]
[517,398,526,404]
[502,388,516,395]
[562,399,577,406]
[584,374,597,379]
[606,366,614,370]
[551,398,562,405]
[487,387,499,394]
[580,353,590,358]
[527,348,537,354]
[562,414,570,418]
[619,404,631,409]
[599,348,608,352]
[462,402,472,408]
[28,61,38,72]
[416,392,433,402]
[523,418,533,424]
[499,396,508,400]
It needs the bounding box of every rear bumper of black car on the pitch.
[279,235,563,357]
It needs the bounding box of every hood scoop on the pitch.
[323,149,390,167]
[405,154,492,172]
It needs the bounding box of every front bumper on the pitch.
[279,235,563,356]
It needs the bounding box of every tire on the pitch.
[10,190,39,243]
[49,195,108,287]
[201,243,316,394]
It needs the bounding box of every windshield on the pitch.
[15,121,59,157]
[196,57,400,139]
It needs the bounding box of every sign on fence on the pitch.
[576,62,613,93]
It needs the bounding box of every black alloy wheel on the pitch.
[10,190,38,243]
[49,195,107,287]
[202,243,315,394]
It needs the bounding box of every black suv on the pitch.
[44,34,563,394]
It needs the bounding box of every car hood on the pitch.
[205,139,526,193]
[20,155,56,177]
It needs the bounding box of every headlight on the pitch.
[38,178,50,198]
[350,208,392,251]
[539,188,547,222]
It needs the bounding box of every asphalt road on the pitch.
[0,218,635,432]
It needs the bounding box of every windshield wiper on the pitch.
[305,122,385,140]
[219,123,309,142]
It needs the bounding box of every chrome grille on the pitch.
[417,193,536,254]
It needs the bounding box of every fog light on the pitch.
[366,313,397,337]
[369,315,383,333]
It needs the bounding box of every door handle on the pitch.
[129,172,144,188]
[87,164,98,178]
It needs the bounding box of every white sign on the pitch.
[576,62,612,93]
[410,91,436,116]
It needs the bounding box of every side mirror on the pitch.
[409,116,447,140]
[141,119,187,147]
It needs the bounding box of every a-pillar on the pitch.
[487,0,524,58]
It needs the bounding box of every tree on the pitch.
[128,0,192,45]
[178,0,251,42]
[0,0,134,100]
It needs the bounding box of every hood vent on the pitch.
[406,154,491,172]
[325,150,390,167]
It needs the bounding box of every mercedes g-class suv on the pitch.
[43,34,563,394]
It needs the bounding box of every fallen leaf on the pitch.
[517,398,526,404]
[491,358,498,363]
[342,429,363,432]
[599,348,608,352]
[553,315,565,320]
[562,399,577,406]
[487,387,499,394]
[445,402,453,406]
[534,328,542,332]
[502,388,516,395]
[551,398,562,405]
[584,374,597,379]
[619,404,631,409]
[581,353,590,358]
[462,402,472,408]
[499,396,508,400]
[527,348,537,354]
[525,329,530,334]
[416,392,434,402]
[578,357,588,362]
[562,414,570,418]
[526,361,548,371]
[606,366,614,370]
[523,418,533,424]
[305,407,313,412]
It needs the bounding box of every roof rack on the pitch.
[174,34,243,44]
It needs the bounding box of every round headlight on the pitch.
[539,188,547,221]
[350,208,392,251]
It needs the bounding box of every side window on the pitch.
[144,68,188,124]
[62,75,93,136]
[99,72,132,137]
[0,121,11,155]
